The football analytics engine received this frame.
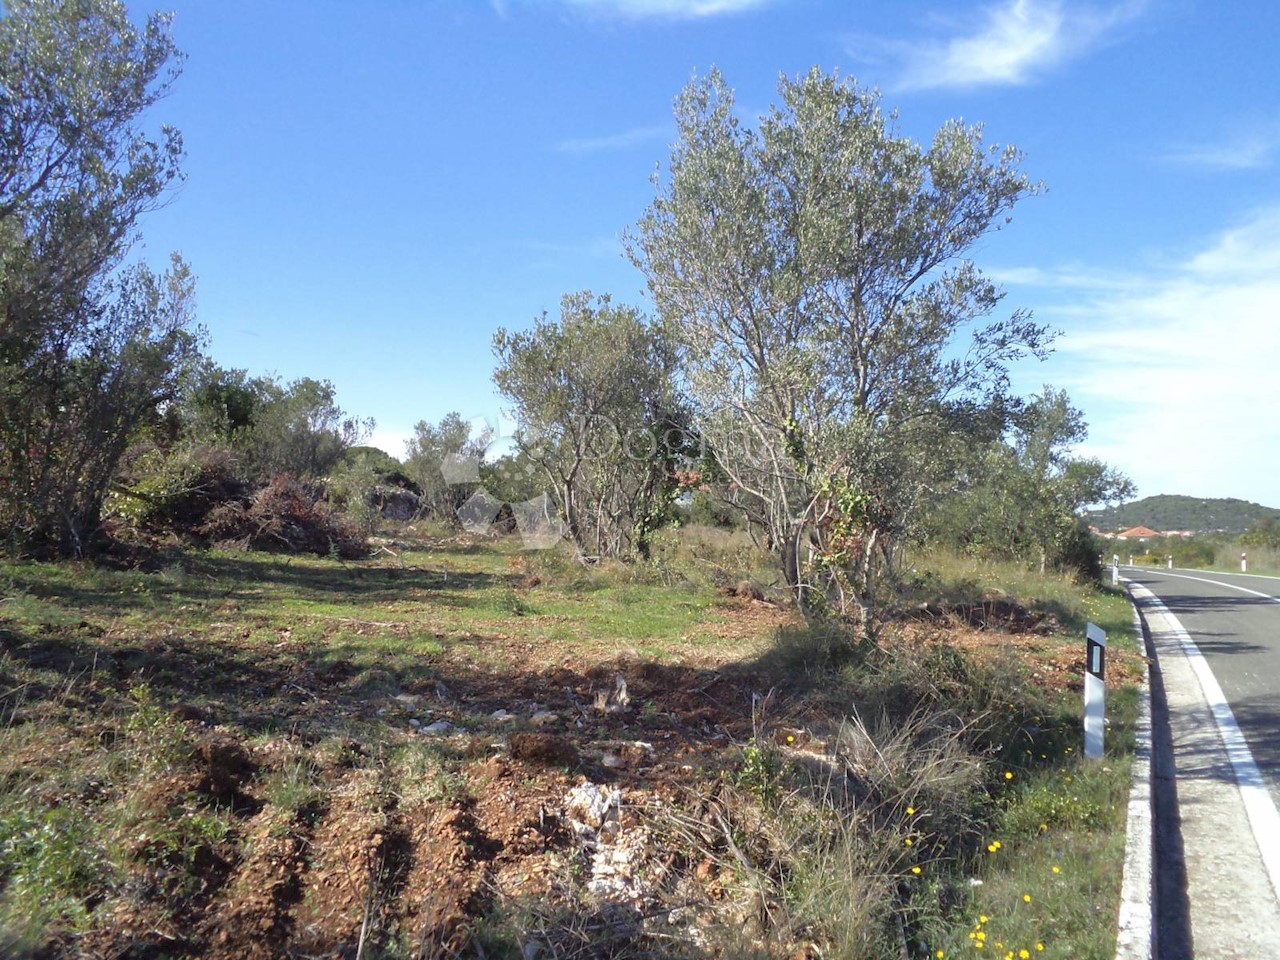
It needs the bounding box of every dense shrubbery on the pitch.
[198,474,366,559]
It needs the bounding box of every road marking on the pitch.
[1138,570,1280,603]
[1115,601,1154,960]
[1127,581,1280,903]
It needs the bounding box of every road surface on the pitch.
[1123,567,1280,960]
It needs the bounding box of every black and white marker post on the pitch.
[1084,622,1106,760]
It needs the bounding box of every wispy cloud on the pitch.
[1012,208,1280,503]
[558,0,770,20]
[555,124,669,155]
[860,0,1147,92]
[1164,124,1280,171]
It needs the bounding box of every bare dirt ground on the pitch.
[0,541,1141,959]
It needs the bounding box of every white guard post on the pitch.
[1084,622,1106,760]
[1111,554,1120,586]
[1242,552,1248,573]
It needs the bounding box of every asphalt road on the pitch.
[1123,566,1280,959]
[1125,567,1280,808]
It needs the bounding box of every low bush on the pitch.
[198,474,366,558]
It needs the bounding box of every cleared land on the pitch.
[1,530,1142,959]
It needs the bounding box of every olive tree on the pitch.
[628,67,1052,623]
[929,387,1133,575]
[0,0,196,554]
[404,412,491,520]
[493,291,685,559]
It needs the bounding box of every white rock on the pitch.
[422,721,452,734]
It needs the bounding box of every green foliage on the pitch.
[0,804,113,938]
[628,66,1050,626]
[493,291,687,558]
[1241,515,1280,549]
[105,443,244,531]
[0,0,197,556]
[928,388,1130,578]
[241,376,373,480]
[735,739,783,806]
[404,411,489,521]
[1084,494,1279,535]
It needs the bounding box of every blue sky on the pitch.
[137,0,1280,507]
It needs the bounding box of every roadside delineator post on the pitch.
[1111,554,1120,586]
[1242,552,1248,573]
[1167,555,1173,569]
[1084,622,1106,760]
[1128,554,1133,566]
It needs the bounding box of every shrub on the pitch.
[198,474,366,558]
[106,444,247,532]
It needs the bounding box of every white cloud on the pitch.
[559,0,770,20]
[867,0,1146,92]
[1164,123,1280,171]
[555,124,669,154]
[368,427,412,461]
[1017,208,1280,504]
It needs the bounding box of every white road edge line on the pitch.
[1133,570,1280,602]
[1115,598,1154,960]
[1127,580,1280,904]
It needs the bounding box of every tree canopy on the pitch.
[628,67,1052,622]
[0,0,195,554]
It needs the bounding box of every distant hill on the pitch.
[1083,495,1280,535]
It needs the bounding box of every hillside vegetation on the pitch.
[1084,494,1279,534]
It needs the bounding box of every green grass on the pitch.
[0,531,1144,959]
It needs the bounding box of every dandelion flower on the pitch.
[1022,894,1032,903]
[912,866,922,875]
[988,844,998,853]
[1052,865,1061,874]
[907,806,916,815]
[1020,951,1031,959]
[979,915,989,924]
[905,838,914,847]
[1005,771,1014,780]
[1036,945,1045,952]
[976,932,986,942]
[786,735,795,743]
[937,952,946,959]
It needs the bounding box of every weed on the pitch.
[0,804,114,941]
[735,739,782,806]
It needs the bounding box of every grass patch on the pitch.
[0,532,1142,959]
